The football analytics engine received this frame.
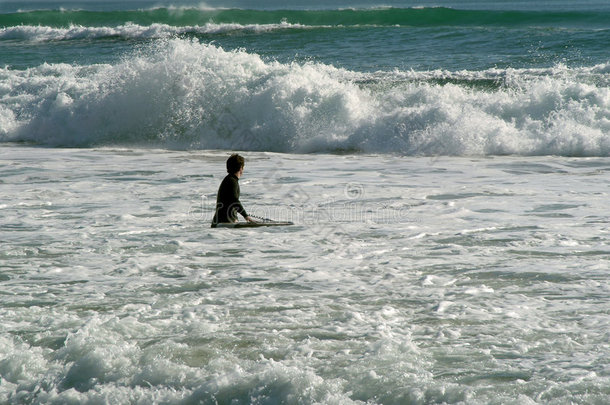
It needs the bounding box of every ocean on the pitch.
[1,0,609,403]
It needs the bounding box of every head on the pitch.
[226,154,245,177]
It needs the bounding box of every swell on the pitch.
[1,39,609,156]
[0,22,309,42]
[1,7,608,29]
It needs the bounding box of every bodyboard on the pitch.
[215,220,294,228]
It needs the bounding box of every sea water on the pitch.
[1,1,609,404]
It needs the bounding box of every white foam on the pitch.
[1,38,609,156]
[0,22,315,42]
[1,147,610,403]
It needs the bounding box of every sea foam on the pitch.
[0,38,609,156]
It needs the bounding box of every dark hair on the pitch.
[226,154,245,174]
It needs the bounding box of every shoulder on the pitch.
[226,174,239,185]
[220,173,237,184]
[219,174,239,191]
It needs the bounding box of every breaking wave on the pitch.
[1,39,609,156]
[0,22,310,42]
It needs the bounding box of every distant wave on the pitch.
[0,22,311,42]
[1,39,609,156]
[1,7,608,30]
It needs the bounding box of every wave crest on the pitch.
[1,39,609,156]
[0,22,312,42]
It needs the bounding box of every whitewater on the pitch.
[1,1,610,404]
[1,39,609,155]
[2,146,609,403]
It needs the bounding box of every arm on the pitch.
[231,177,252,221]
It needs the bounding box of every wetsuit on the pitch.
[211,173,248,227]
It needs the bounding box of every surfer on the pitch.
[211,154,255,228]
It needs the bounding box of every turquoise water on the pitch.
[2,1,610,71]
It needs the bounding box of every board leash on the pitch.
[250,215,294,225]
[251,215,275,223]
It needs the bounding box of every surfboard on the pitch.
[215,220,294,228]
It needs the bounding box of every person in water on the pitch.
[211,154,255,227]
